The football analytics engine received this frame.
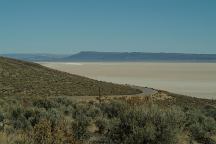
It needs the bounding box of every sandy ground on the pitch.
[40,62,216,99]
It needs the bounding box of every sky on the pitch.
[0,0,215,54]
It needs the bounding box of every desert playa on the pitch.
[40,62,216,99]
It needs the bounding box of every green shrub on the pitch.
[13,116,31,130]
[99,100,128,118]
[0,112,4,130]
[46,108,62,129]
[33,99,59,110]
[106,105,185,144]
[186,109,216,142]
[10,107,32,130]
[72,114,90,140]
[55,97,75,107]
[63,105,74,116]
[0,112,4,122]
[95,117,109,134]
[202,105,216,120]
[72,103,88,119]
[86,105,102,119]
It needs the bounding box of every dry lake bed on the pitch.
[40,62,216,99]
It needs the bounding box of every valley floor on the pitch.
[40,62,216,99]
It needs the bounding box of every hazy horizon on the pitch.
[1,51,216,55]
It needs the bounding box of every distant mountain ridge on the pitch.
[63,51,216,62]
[0,53,68,61]
[1,51,216,62]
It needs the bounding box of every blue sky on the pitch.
[0,0,215,54]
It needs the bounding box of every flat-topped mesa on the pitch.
[63,51,216,62]
[0,56,142,97]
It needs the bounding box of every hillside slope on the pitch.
[0,57,141,97]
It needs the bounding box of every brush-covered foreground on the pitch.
[1,57,216,144]
[0,94,216,144]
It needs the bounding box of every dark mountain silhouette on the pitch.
[63,51,216,62]
[1,51,216,62]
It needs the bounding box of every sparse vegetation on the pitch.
[0,95,215,144]
[0,57,141,97]
[0,57,216,144]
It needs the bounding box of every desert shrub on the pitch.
[86,105,102,119]
[95,117,109,134]
[25,107,63,129]
[27,108,47,127]
[11,107,22,120]
[31,116,67,144]
[10,107,32,130]
[51,120,65,144]
[24,109,35,119]
[55,97,75,107]
[72,114,90,140]
[185,109,216,142]
[99,100,128,118]
[33,99,59,110]
[0,112,4,130]
[106,105,185,144]
[202,105,216,120]
[13,116,31,130]
[46,108,62,129]
[72,103,101,120]
[63,105,74,116]
[0,112,4,122]
[72,103,88,119]
[12,107,46,128]
[11,106,61,130]
[32,119,52,144]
